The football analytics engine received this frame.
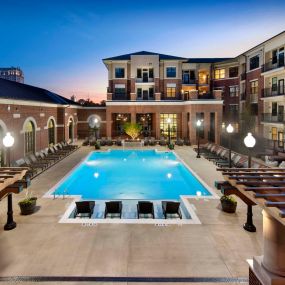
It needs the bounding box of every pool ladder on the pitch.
[53,189,68,200]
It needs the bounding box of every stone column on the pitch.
[262,210,285,276]
[155,113,161,139]
[181,112,188,139]
[106,111,112,138]
[204,111,210,142]
[190,112,197,145]
[131,112,136,124]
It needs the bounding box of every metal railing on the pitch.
[182,79,196,84]
[262,88,285,98]
[261,113,285,123]
[262,60,285,72]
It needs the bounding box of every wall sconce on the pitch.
[7,105,10,111]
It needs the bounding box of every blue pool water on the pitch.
[53,150,211,200]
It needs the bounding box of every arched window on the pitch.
[48,119,55,146]
[68,118,74,141]
[24,121,35,154]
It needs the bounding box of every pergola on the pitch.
[0,167,30,230]
[218,167,285,284]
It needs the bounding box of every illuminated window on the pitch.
[166,87,176,98]
[24,121,35,155]
[272,127,277,140]
[214,69,225,79]
[48,119,55,146]
[160,114,177,138]
[250,80,258,95]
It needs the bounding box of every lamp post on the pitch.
[226,124,234,168]
[196,119,202,158]
[243,132,257,232]
[3,132,16,231]
[89,117,100,140]
[166,118,172,145]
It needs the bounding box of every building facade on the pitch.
[0,67,24,83]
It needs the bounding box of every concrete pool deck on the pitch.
[0,145,263,284]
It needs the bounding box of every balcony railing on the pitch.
[182,79,196,84]
[262,88,285,98]
[262,60,285,72]
[250,93,258,103]
[135,78,154,83]
[262,113,285,123]
[197,93,214,99]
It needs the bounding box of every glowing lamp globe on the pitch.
[166,118,172,124]
[196,120,202,127]
[244,133,256,148]
[3,132,14,148]
[226,124,234,134]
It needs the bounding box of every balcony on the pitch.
[250,93,258,103]
[182,79,196,85]
[135,77,154,83]
[262,88,285,98]
[262,113,285,123]
[262,60,285,72]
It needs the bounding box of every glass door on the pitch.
[278,79,284,95]
[278,105,284,122]
[142,69,148,82]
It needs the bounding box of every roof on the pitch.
[0,78,79,105]
[187,58,233,63]
[103,51,187,61]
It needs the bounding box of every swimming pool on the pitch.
[52,150,211,200]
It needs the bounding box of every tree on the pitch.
[123,123,142,140]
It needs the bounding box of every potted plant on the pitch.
[94,141,101,150]
[220,195,237,213]
[168,142,175,150]
[18,191,37,215]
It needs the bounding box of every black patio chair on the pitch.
[162,201,182,219]
[74,201,95,218]
[137,201,155,219]
[104,201,122,218]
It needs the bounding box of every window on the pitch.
[115,68,125,78]
[250,80,258,95]
[149,88,154,99]
[166,87,176,98]
[182,70,190,83]
[272,127,277,140]
[166,67,176,78]
[229,104,239,112]
[272,50,278,64]
[272,102,278,116]
[137,88,142,99]
[229,67,238,78]
[160,114,177,138]
[149,68,153,78]
[272,77,277,92]
[114,88,126,96]
[24,121,35,155]
[249,55,259,70]
[48,119,55,146]
[137,69,142,78]
[214,69,225,79]
[229,86,239,97]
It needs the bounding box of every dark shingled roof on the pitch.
[187,58,233,63]
[103,51,187,61]
[0,78,79,105]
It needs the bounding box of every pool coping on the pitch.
[43,149,219,225]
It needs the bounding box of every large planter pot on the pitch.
[19,197,37,215]
[221,200,237,213]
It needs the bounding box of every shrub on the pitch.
[168,142,175,150]
[220,195,237,205]
[94,141,101,149]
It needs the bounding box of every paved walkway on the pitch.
[0,145,263,284]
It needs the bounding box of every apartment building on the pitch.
[0,67,24,83]
[212,31,285,149]
[103,51,227,144]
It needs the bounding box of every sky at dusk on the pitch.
[0,0,284,102]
